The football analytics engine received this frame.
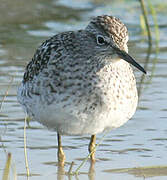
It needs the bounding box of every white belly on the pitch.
[31,90,137,135]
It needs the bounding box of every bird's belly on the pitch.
[32,94,137,135]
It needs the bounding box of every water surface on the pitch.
[0,0,167,179]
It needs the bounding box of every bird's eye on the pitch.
[96,35,105,45]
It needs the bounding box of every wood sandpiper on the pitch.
[17,15,146,165]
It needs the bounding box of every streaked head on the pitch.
[85,15,146,74]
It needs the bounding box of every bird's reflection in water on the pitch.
[57,164,65,180]
[88,161,95,180]
[57,161,95,180]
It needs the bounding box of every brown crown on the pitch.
[90,15,128,50]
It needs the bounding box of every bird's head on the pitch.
[84,15,146,74]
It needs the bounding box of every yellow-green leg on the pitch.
[88,135,96,162]
[57,133,65,166]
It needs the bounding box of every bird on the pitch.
[17,15,146,165]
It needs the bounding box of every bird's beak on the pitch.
[112,45,146,74]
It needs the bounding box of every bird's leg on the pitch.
[57,133,65,166]
[88,135,96,162]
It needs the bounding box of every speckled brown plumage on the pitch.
[17,14,146,163]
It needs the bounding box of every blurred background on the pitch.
[0,0,167,179]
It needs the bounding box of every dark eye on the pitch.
[96,35,105,45]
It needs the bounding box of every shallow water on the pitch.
[0,0,167,179]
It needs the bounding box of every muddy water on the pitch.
[0,0,167,180]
